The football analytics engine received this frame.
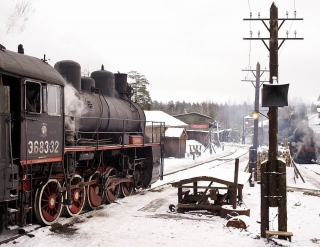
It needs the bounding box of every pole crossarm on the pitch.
[241,69,269,87]
[241,79,268,88]
[244,18,303,31]
[244,17,303,51]
[243,38,303,40]
[243,18,303,21]
[243,38,303,51]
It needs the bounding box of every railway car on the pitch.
[284,103,318,164]
[316,95,320,119]
[0,44,164,233]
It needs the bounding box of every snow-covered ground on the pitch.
[2,143,320,247]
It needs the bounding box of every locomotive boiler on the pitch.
[0,44,164,233]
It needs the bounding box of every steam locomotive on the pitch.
[0,44,164,233]
[281,104,318,164]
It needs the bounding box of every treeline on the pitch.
[150,100,318,132]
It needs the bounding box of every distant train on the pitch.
[0,44,164,233]
[282,103,318,164]
[317,95,320,119]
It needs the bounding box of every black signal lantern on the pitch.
[261,83,289,107]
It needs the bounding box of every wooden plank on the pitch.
[265,230,293,242]
[184,195,209,203]
[177,203,220,210]
[176,185,228,190]
[171,176,244,189]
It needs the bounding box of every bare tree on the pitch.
[6,0,35,33]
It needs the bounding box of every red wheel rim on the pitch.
[104,167,121,203]
[35,179,63,225]
[87,172,103,209]
[122,182,134,197]
[66,175,86,215]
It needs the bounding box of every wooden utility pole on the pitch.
[241,64,269,187]
[243,2,303,238]
[268,3,279,208]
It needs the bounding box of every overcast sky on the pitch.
[1,0,318,104]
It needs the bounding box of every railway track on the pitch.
[2,145,318,245]
[151,146,249,191]
[0,146,249,244]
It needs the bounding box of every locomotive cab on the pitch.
[0,46,66,229]
[21,80,64,163]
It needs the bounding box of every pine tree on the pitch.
[128,71,152,110]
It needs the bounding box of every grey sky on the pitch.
[1,0,318,104]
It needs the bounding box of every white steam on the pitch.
[64,83,87,133]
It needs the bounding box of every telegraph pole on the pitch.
[243,2,303,238]
[241,63,269,186]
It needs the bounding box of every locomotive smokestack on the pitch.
[101,64,104,70]
[18,44,24,54]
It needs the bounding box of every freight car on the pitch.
[0,44,164,233]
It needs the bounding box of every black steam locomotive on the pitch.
[0,44,164,233]
[281,104,318,164]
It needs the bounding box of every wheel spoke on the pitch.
[65,175,86,216]
[34,179,63,225]
[122,182,134,197]
[87,172,103,209]
[104,167,121,203]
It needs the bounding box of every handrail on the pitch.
[64,114,165,146]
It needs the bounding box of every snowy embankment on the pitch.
[2,143,320,247]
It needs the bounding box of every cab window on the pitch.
[47,85,61,115]
[25,81,41,113]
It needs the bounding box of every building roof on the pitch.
[173,112,212,119]
[165,127,187,138]
[144,110,188,127]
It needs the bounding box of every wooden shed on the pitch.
[144,111,188,143]
[164,128,187,158]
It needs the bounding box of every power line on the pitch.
[280,0,297,56]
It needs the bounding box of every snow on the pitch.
[165,127,186,138]
[2,142,320,247]
[144,110,188,127]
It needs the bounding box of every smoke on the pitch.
[64,83,87,133]
[291,127,318,162]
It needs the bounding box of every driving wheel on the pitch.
[104,167,121,203]
[34,179,63,225]
[65,174,86,216]
[87,171,103,209]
